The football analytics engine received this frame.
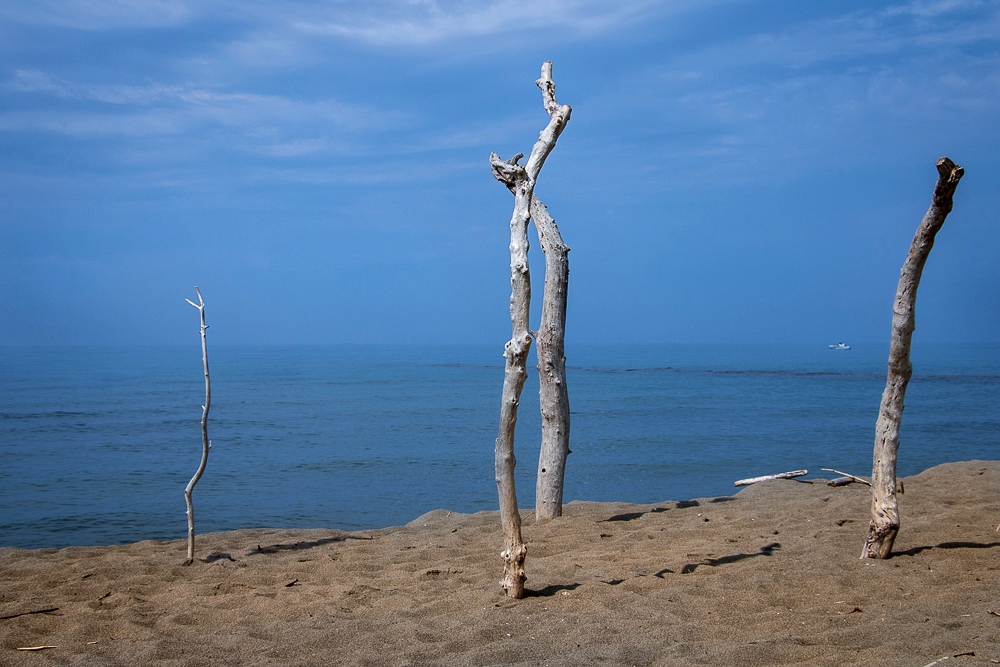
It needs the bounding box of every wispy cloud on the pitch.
[3,1,997,188]
[207,0,721,70]
[881,0,986,18]
[1,0,705,45]
[571,0,1000,186]
[703,0,1000,68]
[0,0,190,30]
[1,69,409,149]
[4,69,186,104]
[292,0,667,45]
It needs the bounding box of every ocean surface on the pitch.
[1,343,997,549]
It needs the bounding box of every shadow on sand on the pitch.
[893,541,1000,557]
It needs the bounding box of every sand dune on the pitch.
[2,461,999,666]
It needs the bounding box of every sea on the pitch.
[1,344,997,550]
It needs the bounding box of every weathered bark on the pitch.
[493,152,531,597]
[862,157,964,560]
[531,195,571,520]
[491,61,571,598]
[183,287,211,565]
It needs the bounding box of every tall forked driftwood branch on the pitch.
[183,287,212,565]
[862,157,964,560]
[491,175,572,521]
[492,61,572,598]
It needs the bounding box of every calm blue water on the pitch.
[1,344,997,549]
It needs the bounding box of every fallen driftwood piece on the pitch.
[828,476,856,487]
[17,646,59,651]
[821,468,872,486]
[734,470,807,487]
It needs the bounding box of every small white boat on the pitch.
[828,342,851,350]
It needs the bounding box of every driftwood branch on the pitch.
[490,90,573,521]
[921,658,949,667]
[863,158,964,560]
[525,61,572,182]
[530,64,572,521]
[491,61,572,599]
[734,470,808,487]
[491,148,531,599]
[184,287,212,565]
[821,468,872,486]
[531,195,571,521]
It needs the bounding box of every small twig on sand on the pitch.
[1,607,59,621]
[821,468,872,486]
[17,646,59,651]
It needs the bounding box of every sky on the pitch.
[1,0,998,346]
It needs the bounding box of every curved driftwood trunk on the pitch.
[491,61,571,598]
[862,158,964,560]
[183,287,212,565]
[531,195,571,520]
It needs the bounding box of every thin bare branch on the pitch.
[184,287,212,564]
[524,61,572,182]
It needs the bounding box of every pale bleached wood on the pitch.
[863,157,964,560]
[734,470,808,487]
[491,64,573,521]
[920,657,950,667]
[531,65,573,521]
[531,194,571,520]
[183,287,211,565]
[491,61,571,598]
[490,150,531,599]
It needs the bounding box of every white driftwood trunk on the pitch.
[183,287,211,564]
[863,157,964,560]
[531,195,571,520]
[491,61,571,598]
[493,154,532,598]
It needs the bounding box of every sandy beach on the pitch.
[2,460,999,666]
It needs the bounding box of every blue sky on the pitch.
[1,0,997,346]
